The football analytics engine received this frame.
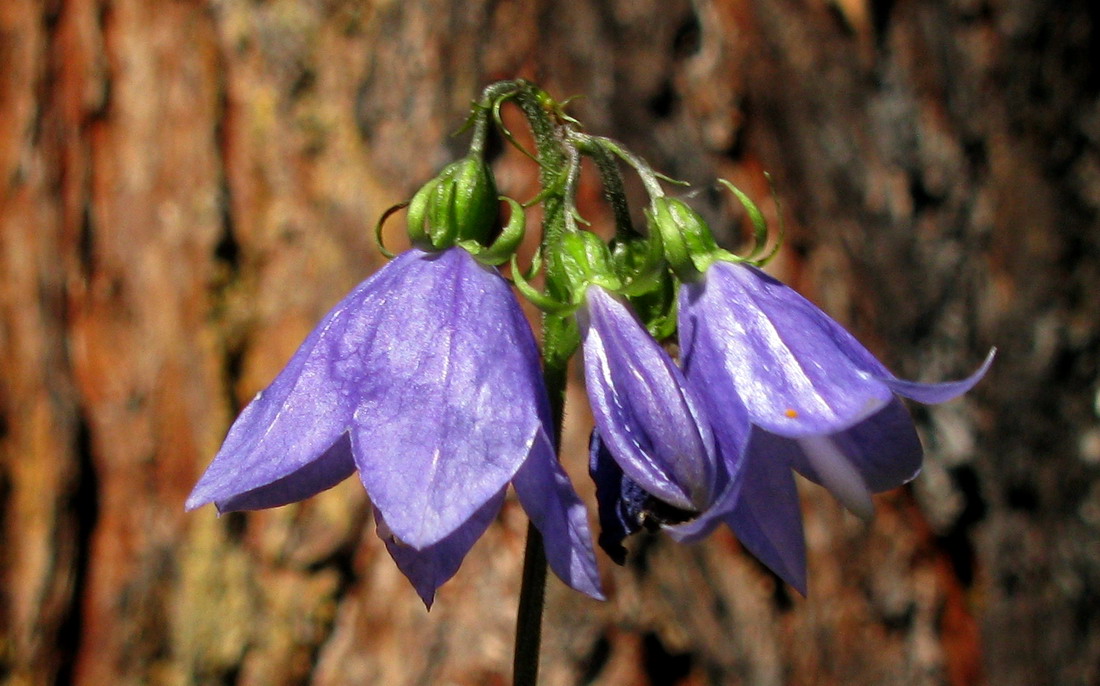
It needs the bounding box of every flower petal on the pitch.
[665,448,745,543]
[588,431,647,564]
[350,248,547,549]
[217,434,356,511]
[514,430,604,599]
[375,490,505,609]
[880,348,995,404]
[186,254,415,511]
[796,435,874,520]
[581,286,717,511]
[680,262,894,437]
[788,396,923,493]
[724,429,808,595]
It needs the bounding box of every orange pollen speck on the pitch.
[784,408,799,418]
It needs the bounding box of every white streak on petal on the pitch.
[797,435,874,521]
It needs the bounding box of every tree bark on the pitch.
[1,0,1095,684]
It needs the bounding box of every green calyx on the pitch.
[649,196,723,281]
[649,179,785,279]
[406,155,499,251]
[512,231,623,315]
[459,197,526,267]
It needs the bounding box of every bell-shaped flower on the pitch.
[578,284,748,562]
[187,246,603,606]
[677,260,994,593]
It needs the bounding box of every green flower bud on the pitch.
[648,197,722,281]
[407,155,498,250]
[553,231,622,300]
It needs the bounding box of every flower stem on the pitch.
[505,79,577,686]
[513,523,547,686]
[514,346,569,686]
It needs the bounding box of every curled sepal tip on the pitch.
[717,176,785,266]
[374,201,408,259]
[463,197,526,267]
[510,254,574,315]
[490,91,544,168]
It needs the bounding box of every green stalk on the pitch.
[503,80,578,686]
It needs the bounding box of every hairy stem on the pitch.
[506,80,577,686]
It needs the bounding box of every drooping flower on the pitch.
[187,246,602,606]
[677,259,994,592]
[578,284,748,562]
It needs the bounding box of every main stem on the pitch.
[506,80,576,686]
[513,357,567,686]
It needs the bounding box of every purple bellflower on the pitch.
[579,285,749,563]
[677,260,994,593]
[187,247,603,606]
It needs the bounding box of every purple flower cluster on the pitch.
[584,260,992,593]
[187,247,602,606]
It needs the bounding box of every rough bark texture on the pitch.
[1,0,1096,684]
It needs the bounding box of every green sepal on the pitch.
[627,268,679,341]
[427,178,460,249]
[373,201,408,259]
[465,197,526,266]
[713,175,786,267]
[510,254,574,315]
[649,197,725,281]
[451,155,499,243]
[405,177,438,249]
[551,231,622,298]
[719,179,767,260]
[610,231,667,298]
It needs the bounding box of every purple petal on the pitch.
[678,319,753,490]
[349,248,548,549]
[665,445,745,543]
[796,435,874,520]
[186,254,416,511]
[514,431,604,599]
[376,490,505,609]
[679,262,895,437]
[880,348,995,403]
[724,430,808,595]
[217,434,356,511]
[787,396,924,495]
[588,431,648,564]
[580,285,718,511]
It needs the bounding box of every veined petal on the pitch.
[350,248,547,549]
[186,253,416,511]
[581,285,717,511]
[217,435,356,511]
[679,262,894,437]
[724,430,808,595]
[880,348,995,404]
[678,316,753,487]
[788,397,923,493]
[375,490,505,609]
[514,430,604,599]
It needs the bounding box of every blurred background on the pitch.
[1,1,1097,684]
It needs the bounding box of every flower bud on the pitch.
[406,155,498,250]
[648,197,721,281]
[551,231,622,302]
